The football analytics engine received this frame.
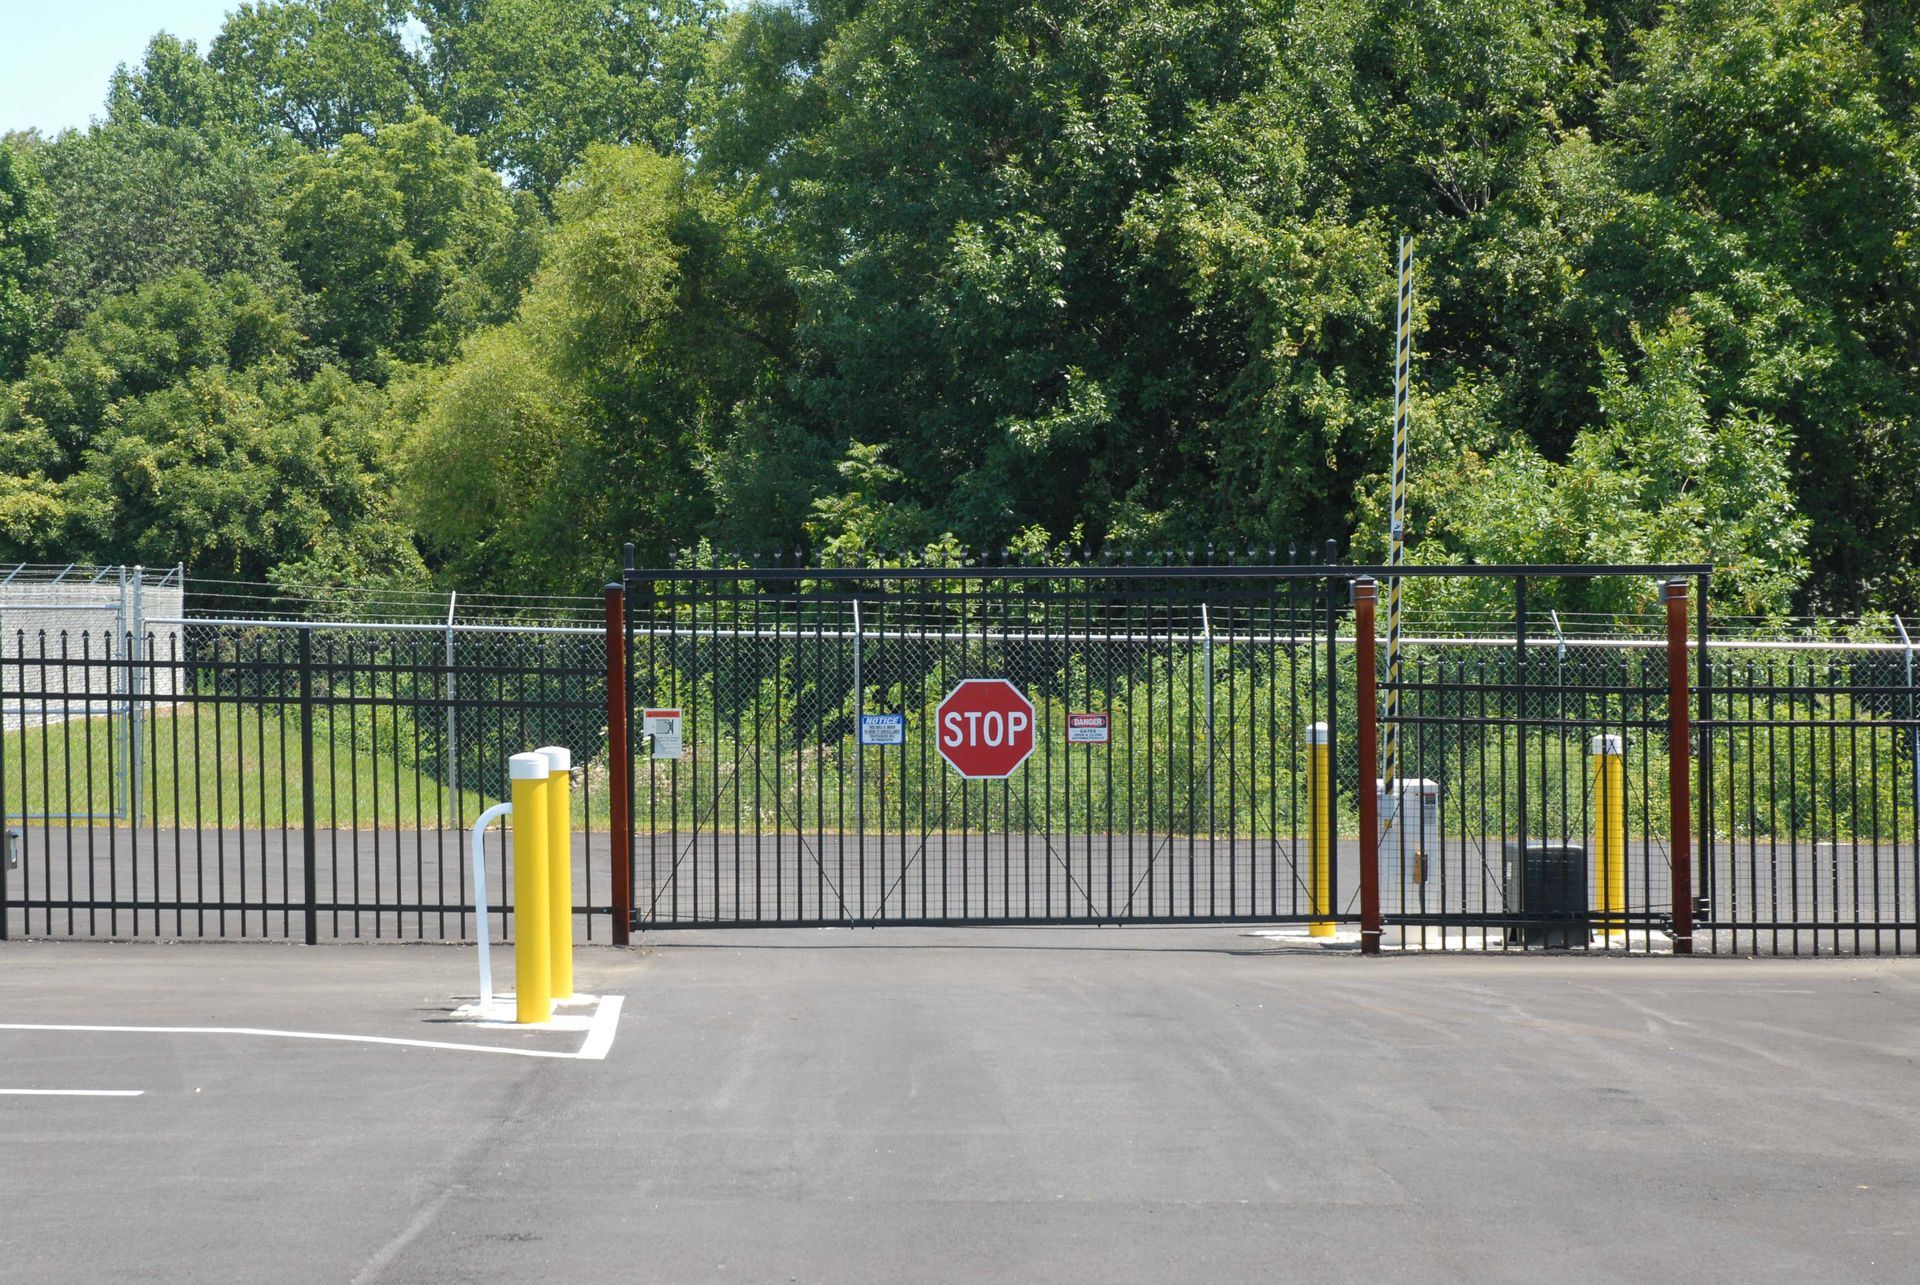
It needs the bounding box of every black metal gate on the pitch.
[621,562,1349,927]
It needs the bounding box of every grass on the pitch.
[4,704,504,829]
[6,692,1914,844]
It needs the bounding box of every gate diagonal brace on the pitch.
[1120,833,1177,917]
[639,747,850,923]
[873,831,932,919]
[647,826,852,925]
[1119,834,1317,919]
[785,829,854,922]
[1041,833,1097,917]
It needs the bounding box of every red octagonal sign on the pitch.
[936,679,1036,779]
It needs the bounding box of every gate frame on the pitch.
[1353,563,1707,952]
[610,557,1709,938]
[616,555,1360,931]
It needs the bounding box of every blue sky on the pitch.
[1,2,239,136]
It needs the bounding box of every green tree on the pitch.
[35,101,291,330]
[0,270,415,581]
[105,32,260,136]
[210,0,420,149]
[419,0,724,199]
[281,109,529,372]
[1120,0,1613,550]
[1597,0,1920,607]
[1372,314,1808,616]
[11,0,1919,616]
[0,141,55,377]
[700,0,1282,553]
[402,144,786,586]
[692,0,1621,558]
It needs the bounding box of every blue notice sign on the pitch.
[861,712,907,746]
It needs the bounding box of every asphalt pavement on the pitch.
[3,931,1917,1282]
[10,824,1916,957]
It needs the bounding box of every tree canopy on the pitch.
[0,139,54,378]
[2,0,1916,614]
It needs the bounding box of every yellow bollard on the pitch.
[536,745,574,1001]
[508,752,552,1023]
[1591,734,1626,938]
[1309,722,1334,937]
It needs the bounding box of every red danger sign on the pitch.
[936,679,1036,779]
[1067,712,1110,744]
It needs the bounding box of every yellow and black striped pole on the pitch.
[536,746,574,1000]
[1591,734,1626,938]
[1383,236,1414,840]
[1308,722,1334,937]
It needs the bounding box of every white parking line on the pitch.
[0,994,625,1062]
[0,1089,144,1097]
[576,994,624,1061]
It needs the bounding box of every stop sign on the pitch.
[936,679,1036,779]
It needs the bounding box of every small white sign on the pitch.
[861,713,906,746]
[643,708,683,760]
[1067,712,1110,744]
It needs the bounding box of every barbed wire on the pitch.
[10,562,1920,649]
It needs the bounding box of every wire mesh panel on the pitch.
[624,567,1346,927]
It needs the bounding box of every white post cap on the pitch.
[1307,721,1329,745]
[1590,734,1624,756]
[536,745,571,773]
[509,752,549,780]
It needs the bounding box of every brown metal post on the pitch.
[1664,580,1694,955]
[1353,578,1382,955]
[605,583,633,945]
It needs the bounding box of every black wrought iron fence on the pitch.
[1367,586,1920,955]
[9,558,1920,955]
[1697,646,1920,955]
[1,620,609,941]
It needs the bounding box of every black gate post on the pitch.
[298,626,318,945]
[606,582,632,945]
[1514,576,1529,935]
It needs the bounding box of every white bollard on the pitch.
[468,801,513,1009]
